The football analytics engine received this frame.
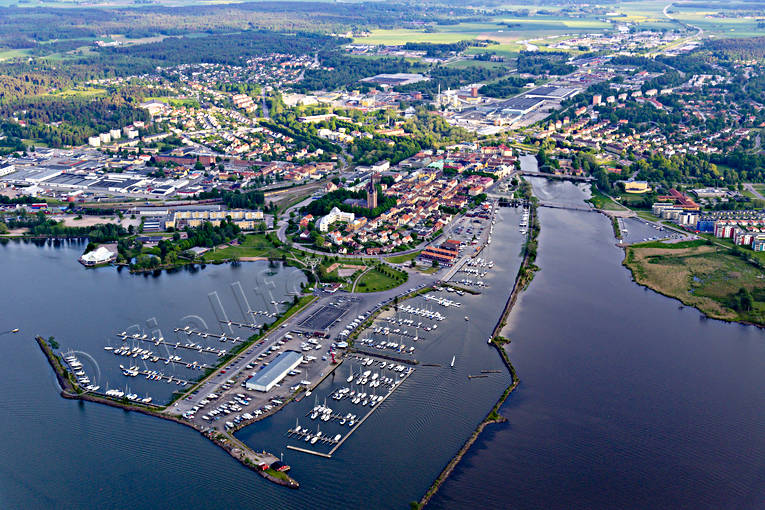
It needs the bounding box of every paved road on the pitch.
[746,183,765,201]
[171,266,442,417]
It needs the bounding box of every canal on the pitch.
[429,178,765,509]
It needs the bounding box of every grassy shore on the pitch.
[623,240,765,326]
[586,184,623,211]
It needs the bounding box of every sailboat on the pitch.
[346,364,354,384]
[450,355,455,368]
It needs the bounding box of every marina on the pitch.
[286,362,414,458]
[7,201,525,509]
[115,332,229,357]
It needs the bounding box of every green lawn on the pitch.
[355,266,407,293]
[386,251,420,264]
[587,185,624,211]
[0,48,32,61]
[202,233,284,261]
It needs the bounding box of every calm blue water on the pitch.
[0,205,525,510]
[429,179,765,510]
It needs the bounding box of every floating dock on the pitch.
[286,368,413,458]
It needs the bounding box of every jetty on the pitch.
[35,335,299,490]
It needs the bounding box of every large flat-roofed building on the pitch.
[495,96,547,115]
[360,73,428,86]
[245,351,304,392]
[624,181,651,194]
[523,86,580,100]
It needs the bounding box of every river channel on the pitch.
[429,177,765,509]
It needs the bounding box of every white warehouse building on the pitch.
[245,351,304,392]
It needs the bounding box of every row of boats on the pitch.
[109,345,211,370]
[520,207,530,235]
[290,423,343,445]
[118,364,189,385]
[396,304,447,321]
[63,354,100,392]
[103,388,152,404]
[455,278,489,288]
[466,257,494,269]
[423,295,462,308]
[116,333,229,357]
[171,326,242,343]
[459,267,488,277]
[357,337,416,353]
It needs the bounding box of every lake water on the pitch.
[7,174,765,509]
[429,178,765,510]
[0,205,526,510]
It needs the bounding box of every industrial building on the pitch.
[245,351,304,392]
[360,73,427,86]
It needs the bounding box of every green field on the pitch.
[0,48,32,61]
[355,265,407,293]
[386,251,420,264]
[354,15,611,48]
[635,210,662,222]
[625,240,765,325]
[587,185,624,211]
[202,233,284,262]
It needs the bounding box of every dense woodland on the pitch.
[0,2,478,51]
[195,188,268,210]
[296,52,412,92]
[516,51,575,76]
[0,94,150,147]
[479,76,534,98]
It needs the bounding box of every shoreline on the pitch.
[621,250,765,330]
[418,201,538,508]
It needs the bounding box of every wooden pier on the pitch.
[172,327,243,343]
[116,333,228,356]
[286,369,413,459]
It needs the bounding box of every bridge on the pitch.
[537,200,596,212]
[522,170,594,183]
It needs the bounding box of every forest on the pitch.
[0,2,478,52]
[516,51,575,76]
[295,52,412,92]
[402,40,493,58]
[195,188,267,210]
[0,94,150,148]
[631,152,759,186]
[349,136,422,166]
[478,76,534,98]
